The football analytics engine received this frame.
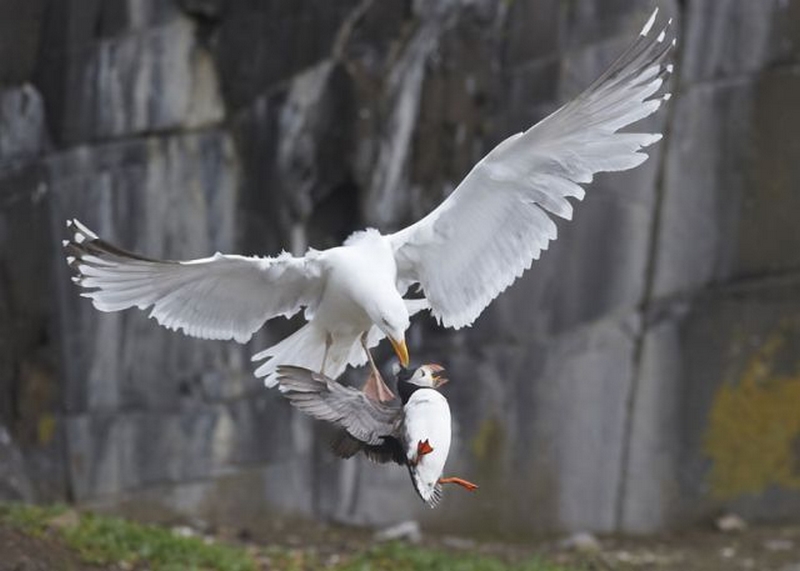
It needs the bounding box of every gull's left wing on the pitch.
[65,219,325,343]
[389,9,674,329]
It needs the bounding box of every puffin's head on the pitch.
[395,363,448,389]
[370,296,411,367]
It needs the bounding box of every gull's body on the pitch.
[248,230,414,397]
[65,9,675,395]
[309,231,402,344]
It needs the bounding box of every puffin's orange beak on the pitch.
[389,337,410,367]
[427,363,449,388]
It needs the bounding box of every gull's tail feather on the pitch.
[253,323,358,387]
[253,299,428,387]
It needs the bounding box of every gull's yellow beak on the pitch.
[389,336,410,367]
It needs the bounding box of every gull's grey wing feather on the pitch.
[389,9,674,329]
[276,365,402,447]
[65,219,325,343]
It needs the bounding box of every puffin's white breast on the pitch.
[403,389,451,503]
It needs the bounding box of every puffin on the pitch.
[275,363,478,507]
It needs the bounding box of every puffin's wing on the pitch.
[64,219,325,343]
[389,9,674,328]
[330,431,405,465]
[275,366,401,446]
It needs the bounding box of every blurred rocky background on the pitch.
[0,0,799,537]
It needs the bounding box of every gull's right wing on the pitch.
[389,9,674,329]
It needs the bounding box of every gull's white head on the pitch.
[368,292,410,367]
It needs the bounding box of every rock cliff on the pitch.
[0,0,798,534]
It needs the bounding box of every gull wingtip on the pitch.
[641,7,659,36]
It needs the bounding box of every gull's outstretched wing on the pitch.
[389,9,674,329]
[64,219,325,343]
[276,366,403,453]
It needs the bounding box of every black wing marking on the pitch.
[330,431,405,465]
[406,464,443,509]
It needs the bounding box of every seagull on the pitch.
[64,9,674,401]
[276,363,477,507]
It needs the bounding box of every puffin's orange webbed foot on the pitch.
[411,439,434,466]
[417,439,434,457]
[438,476,479,492]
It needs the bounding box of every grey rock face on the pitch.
[0,0,798,536]
[37,5,223,146]
[0,425,34,501]
[654,69,800,298]
[675,284,800,524]
[48,130,243,414]
[0,85,49,168]
[682,0,799,83]
[0,79,64,501]
[215,0,362,110]
[0,0,46,85]
[66,396,292,501]
[618,303,686,533]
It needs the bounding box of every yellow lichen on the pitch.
[37,414,56,445]
[470,416,505,479]
[705,332,800,498]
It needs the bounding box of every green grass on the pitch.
[0,503,255,571]
[60,512,256,571]
[0,502,576,571]
[335,542,572,571]
[0,502,66,536]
